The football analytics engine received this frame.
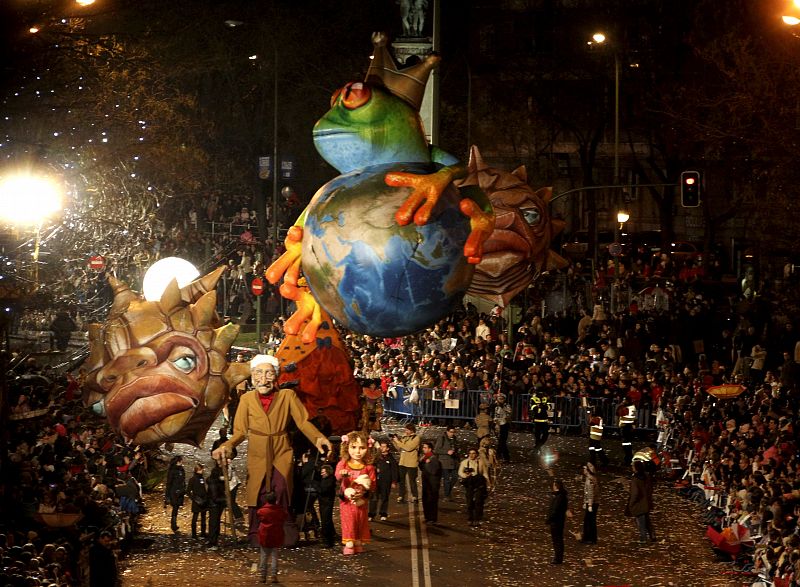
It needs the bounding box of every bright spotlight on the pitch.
[0,175,62,225]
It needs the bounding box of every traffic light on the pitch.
[680,170,701,207]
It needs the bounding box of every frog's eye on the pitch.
[342,82,371,110]
[330,87,342,108]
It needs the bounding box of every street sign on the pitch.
[250,277,265,296]
[258,156,272,180]
[608,242,622,257]
[281,157,295,180]
[88,255,105,271]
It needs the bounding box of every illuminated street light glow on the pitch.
[592,32,607,44]
[783,15,800,25]
[142,257,199,301]
[0,175,62,225]
[75,0,96,5]
[29,26,40,34]
[617,210,630,224]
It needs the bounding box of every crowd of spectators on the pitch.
[336,266,800,586]
[1,355,149,586]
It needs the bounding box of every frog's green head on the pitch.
[313,32,440,174]
[313,81,430,174]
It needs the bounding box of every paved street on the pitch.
[121,422,733,587]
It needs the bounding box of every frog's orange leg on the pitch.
[459,198,495,265]
[265,226,322,343]
[266,225,304,287]
[386,168,454,226]
[279,280,323,344]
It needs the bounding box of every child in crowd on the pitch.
[257,491,287,584]
[335,430,376,555]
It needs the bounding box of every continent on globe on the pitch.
[302,162,475,337]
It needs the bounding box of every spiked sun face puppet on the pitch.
[82,266,249,446]
[457,146,568,307]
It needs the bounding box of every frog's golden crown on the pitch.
[365,32,439,111]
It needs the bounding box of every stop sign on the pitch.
[251,277,265,296]
[88,255,105,271]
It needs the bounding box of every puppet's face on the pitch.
[82,269,249,446]
[456,146,568,306]
[251,363,277,395]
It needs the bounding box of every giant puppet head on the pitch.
[457,146,568,307]
[81,266,249,446]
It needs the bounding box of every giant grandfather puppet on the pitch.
[212,354,329,544]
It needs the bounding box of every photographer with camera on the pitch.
[391,424,420,504]
[458,448,488,528]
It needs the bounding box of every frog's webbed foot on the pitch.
[265,226,321,343]
[279,280,323,344]
[266,225,304,287]
[386,168,453,226]
[459,198,495,265]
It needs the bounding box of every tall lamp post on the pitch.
[591,32,621,277]
[592,33,620,191]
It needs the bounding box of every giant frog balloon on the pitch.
[267,33,494,341]
[81,267,249,446]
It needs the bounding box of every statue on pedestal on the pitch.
[398,0,428,38]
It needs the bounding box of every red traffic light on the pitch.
[680,170,701,207]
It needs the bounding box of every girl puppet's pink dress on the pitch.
[335,459,376,553]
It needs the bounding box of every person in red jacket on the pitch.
[257,492,287,584]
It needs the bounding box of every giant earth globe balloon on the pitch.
[301,162,475,337]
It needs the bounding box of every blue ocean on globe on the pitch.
[301,162,475,337]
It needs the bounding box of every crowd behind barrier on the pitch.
[382,387,656,434]
[339,264,800,586]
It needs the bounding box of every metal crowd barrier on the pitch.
[382,386,656,433]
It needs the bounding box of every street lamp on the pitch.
[784,0,800,24]
[0,174,63,286]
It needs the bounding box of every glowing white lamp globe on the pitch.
[142,257,199,301]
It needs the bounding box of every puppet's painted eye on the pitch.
[172,355,196,373]
[169,347,198,374]
[524,208,542,226]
